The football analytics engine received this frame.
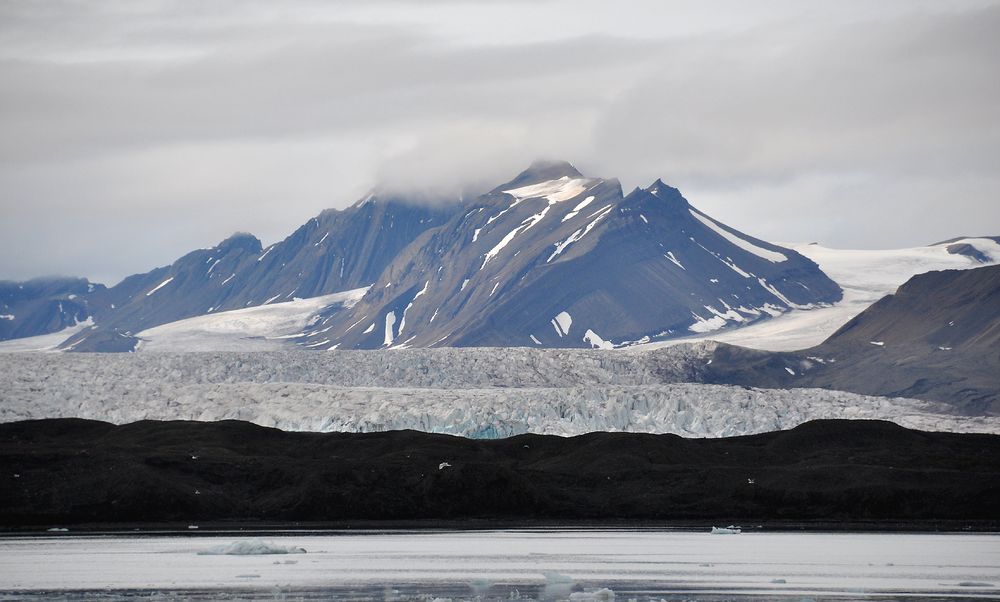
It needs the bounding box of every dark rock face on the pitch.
[0,277,103,341]
[1,418,997,525]
[703,264,1000,413]
[57,196,456,351]
[313,163,842,349]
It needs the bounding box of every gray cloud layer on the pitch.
[1,1,998,284]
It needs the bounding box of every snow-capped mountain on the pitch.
[52,194,456,351]
[308,160,842,349]
[1,160,847,352]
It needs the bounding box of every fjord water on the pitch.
[1,530,998,600]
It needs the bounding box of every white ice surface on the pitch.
[1,347,996,437]
[0,318,94,353]
[639,239,1000,351]
[135,288,368,352]
[1,531,998,598]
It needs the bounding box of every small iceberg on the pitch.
[198,539,307,556]
[710,526,742,534]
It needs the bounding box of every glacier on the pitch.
[1,346,996,438]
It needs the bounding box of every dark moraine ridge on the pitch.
[2,418,998,526]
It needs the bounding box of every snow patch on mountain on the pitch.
[689,209,788,263]
[502,176,592,204]
[145,277,174,296]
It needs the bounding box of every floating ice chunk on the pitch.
[438,462,451,470]
[690,209,787,262]
[529,334,542,345]
[870,341,885,346]
[784,367,796,376]
[198,539,306,556]
[362,323,375,334]
[145,277,174,296]
[569,588,615,601]
[0,314,13,320]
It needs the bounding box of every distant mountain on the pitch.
[0,277,103,341]
[53,194,456,351]
[305,160,842,349]
[4,160,849,352]
[703,263,1000,413]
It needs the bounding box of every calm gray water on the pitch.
[0,529,998,600]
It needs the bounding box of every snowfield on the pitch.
[1,347,996,438]
[134,287,367,352]
[639,238,1000,351]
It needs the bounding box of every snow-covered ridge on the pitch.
[689,209,788,263]
[1,347,996,438]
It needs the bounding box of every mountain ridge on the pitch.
[3,161,844,350]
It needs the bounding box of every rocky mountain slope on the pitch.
[3,418,997,524]
[55,195,455,351]
[307,161,842,350]
[702,264,1000,413]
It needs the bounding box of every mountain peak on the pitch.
[216,232,262,254]
[502,159,584,190]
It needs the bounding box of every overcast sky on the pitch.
[2,0,999,285]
